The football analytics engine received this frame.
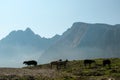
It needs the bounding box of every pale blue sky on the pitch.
[0,0,120,39]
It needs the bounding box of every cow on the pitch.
[103,59,111,69]
[58,59,68,69]
[84,59,96,68]
[23,60,37,66]
[51,59,68,70]
[51,61,59,69]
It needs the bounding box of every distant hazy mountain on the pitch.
[39,22,120,63]
[0,28,60,50]
[1,22,120,67]
[0,28,60,67]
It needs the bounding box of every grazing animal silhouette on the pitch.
[84,59,96,68]
[51,59,62,69]
[58,59,68,69]
[51,61,59,69]
[51,59,68,70]
[103,59,111,68]
[23,60,37,66]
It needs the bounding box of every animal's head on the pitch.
[65,59,68,62]
[59,59,62,61]
[23,61,27,64]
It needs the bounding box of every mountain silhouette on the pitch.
[0,28,60,67]
[0,28,60,50]
[39,22,120,63]
[1,22,120,67]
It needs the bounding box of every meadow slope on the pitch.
[0,58,120,80]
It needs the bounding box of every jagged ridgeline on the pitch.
[0,28,60,67]
[0,22,120,67]
[39,22,120,63]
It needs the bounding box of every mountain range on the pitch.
[0,28,60,67]
[39,22,120,63]
[0,22,120,67]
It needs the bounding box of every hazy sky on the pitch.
[0,0,120,39]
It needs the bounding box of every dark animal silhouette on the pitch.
[103,59,111,68]
[51,59,68,70]
[84,59,96,68]
[58,59,68,69]
[23,60,37,66]
[51,61,59,69]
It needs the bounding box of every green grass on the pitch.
[38,58,120,80]
[0,58,120,80]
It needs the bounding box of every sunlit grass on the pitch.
[0,58,120,80]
